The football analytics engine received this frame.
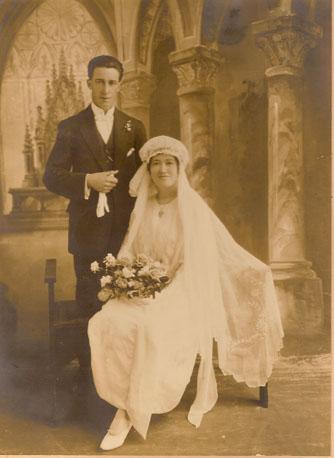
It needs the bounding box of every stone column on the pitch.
[120,69,156,134]
[253,15,324,334]
[169,46,223,204]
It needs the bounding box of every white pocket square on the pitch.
[126,147,135,157]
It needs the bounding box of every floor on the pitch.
[0,332,331,456]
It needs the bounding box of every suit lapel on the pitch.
[79,106,109,171]
[113,109,132,170]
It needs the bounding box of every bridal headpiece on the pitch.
[139,135,190,166]
[130,136,190,197]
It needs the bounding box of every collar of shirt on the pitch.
[91,102,115,122]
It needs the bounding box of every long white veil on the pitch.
[119,141,284,427]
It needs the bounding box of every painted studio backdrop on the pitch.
[0,0,331,358]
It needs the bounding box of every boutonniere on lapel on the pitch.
[124,120,133,132]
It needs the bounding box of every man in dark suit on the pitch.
[44,55,146,327]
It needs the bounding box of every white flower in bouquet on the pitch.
[138,264,151,276]
[90,252,170,303]
[150,267,165,280]
[90,261,100,273]
[104,253,116,267]
[100,275,112,287]
[98,288,113,302]
[135,254,151,267]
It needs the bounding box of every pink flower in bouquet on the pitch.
[117,256,132,267]
[98,287,113,302]
[116,277,128,289]
[135,254,151,267]
[90,253,170,302]
[122,266,135,278]
[128,279,143,289]
[100,275,112,287]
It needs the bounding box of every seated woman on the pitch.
[88,135,284,451]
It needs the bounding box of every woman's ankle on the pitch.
[108,409,130,434]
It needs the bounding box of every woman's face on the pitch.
[149,153,179,192]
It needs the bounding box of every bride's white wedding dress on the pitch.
[88,152,284,440]
[88,198,198,438]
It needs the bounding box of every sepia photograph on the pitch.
[0,0,331,456]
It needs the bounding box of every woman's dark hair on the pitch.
[88,55,124,80]
[147,154,180,172]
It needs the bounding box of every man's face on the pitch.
[87,67,121,112]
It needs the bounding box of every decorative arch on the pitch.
[200,0,274,47]
[174,0,195,37]
[134,0,276,70]
[135,0,196,70]
[0,0,116,216]
[136,0,165,67]
[0,0,116,91]
[200,0,228,45]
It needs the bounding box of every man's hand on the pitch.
[87,171,118,193]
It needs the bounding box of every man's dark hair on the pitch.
[88,55,124,80]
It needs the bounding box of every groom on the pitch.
[44,55,146,324]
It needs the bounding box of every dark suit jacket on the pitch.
[43,106,146,259]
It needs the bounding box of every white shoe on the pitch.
[99,422,132,451]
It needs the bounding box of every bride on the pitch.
[88,135,284,450]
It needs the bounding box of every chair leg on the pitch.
[47,363,58,425]
[259,383,268,408]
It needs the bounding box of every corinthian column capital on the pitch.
[169,46,224,96]
[252,15,322,77]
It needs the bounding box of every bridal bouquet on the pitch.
[91,253,170,302]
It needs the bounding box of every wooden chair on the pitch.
[44,258,89,423]
[259,384,268,407]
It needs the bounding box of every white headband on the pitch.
[139,135,190,166]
